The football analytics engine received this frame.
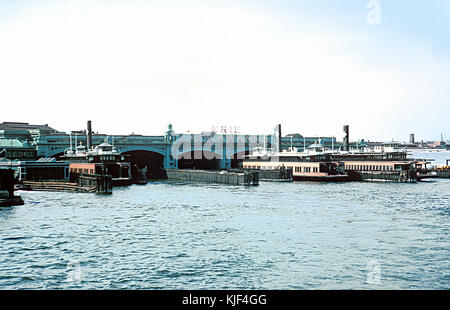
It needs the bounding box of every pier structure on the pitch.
[1,122,353,179]
[32,126,270,176]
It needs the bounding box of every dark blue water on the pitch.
[1,177,449,289]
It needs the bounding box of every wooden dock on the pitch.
[20,181,96,193]
[19,173,112,194]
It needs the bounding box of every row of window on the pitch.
[246,165,261,170]
[294,167,318,173]
[245,165,320,173]
[70,168,94,174]
[248,164,398,173]
[259,166,281,170]
[4,150,35,158]
[345,164,393,171]
[101,155,116,161]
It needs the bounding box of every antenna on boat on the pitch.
[70,132,73,151]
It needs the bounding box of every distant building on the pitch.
[0,158,70,181]
[280,134,366,151]
[0,122,58,143]
[281,134,337,151]
[0,138,37,160]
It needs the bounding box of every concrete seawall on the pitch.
[166,169,258,185]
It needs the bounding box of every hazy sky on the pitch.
[0,0,448,141]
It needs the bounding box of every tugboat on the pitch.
[62,121,133,187]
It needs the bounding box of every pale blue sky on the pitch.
[0,0,448,141]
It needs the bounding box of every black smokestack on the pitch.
[277,124,282,152]
[87,120,92,150]
[343,125,349,151]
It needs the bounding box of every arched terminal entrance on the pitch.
[122,150,165,179]
[177,150,221,170]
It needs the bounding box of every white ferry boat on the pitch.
[243,141,426,182]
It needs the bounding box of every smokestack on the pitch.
[277,124,282,152]
[343,125,349,151]
[410,134,415,144]
[87,120,92,150]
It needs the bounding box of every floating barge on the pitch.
[17,174,112,194]
[166,169,259,185]
[19,181,96,193]
[351,170,418,183]
[229,168,293,182]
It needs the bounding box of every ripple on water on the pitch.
[0,180,449,289]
